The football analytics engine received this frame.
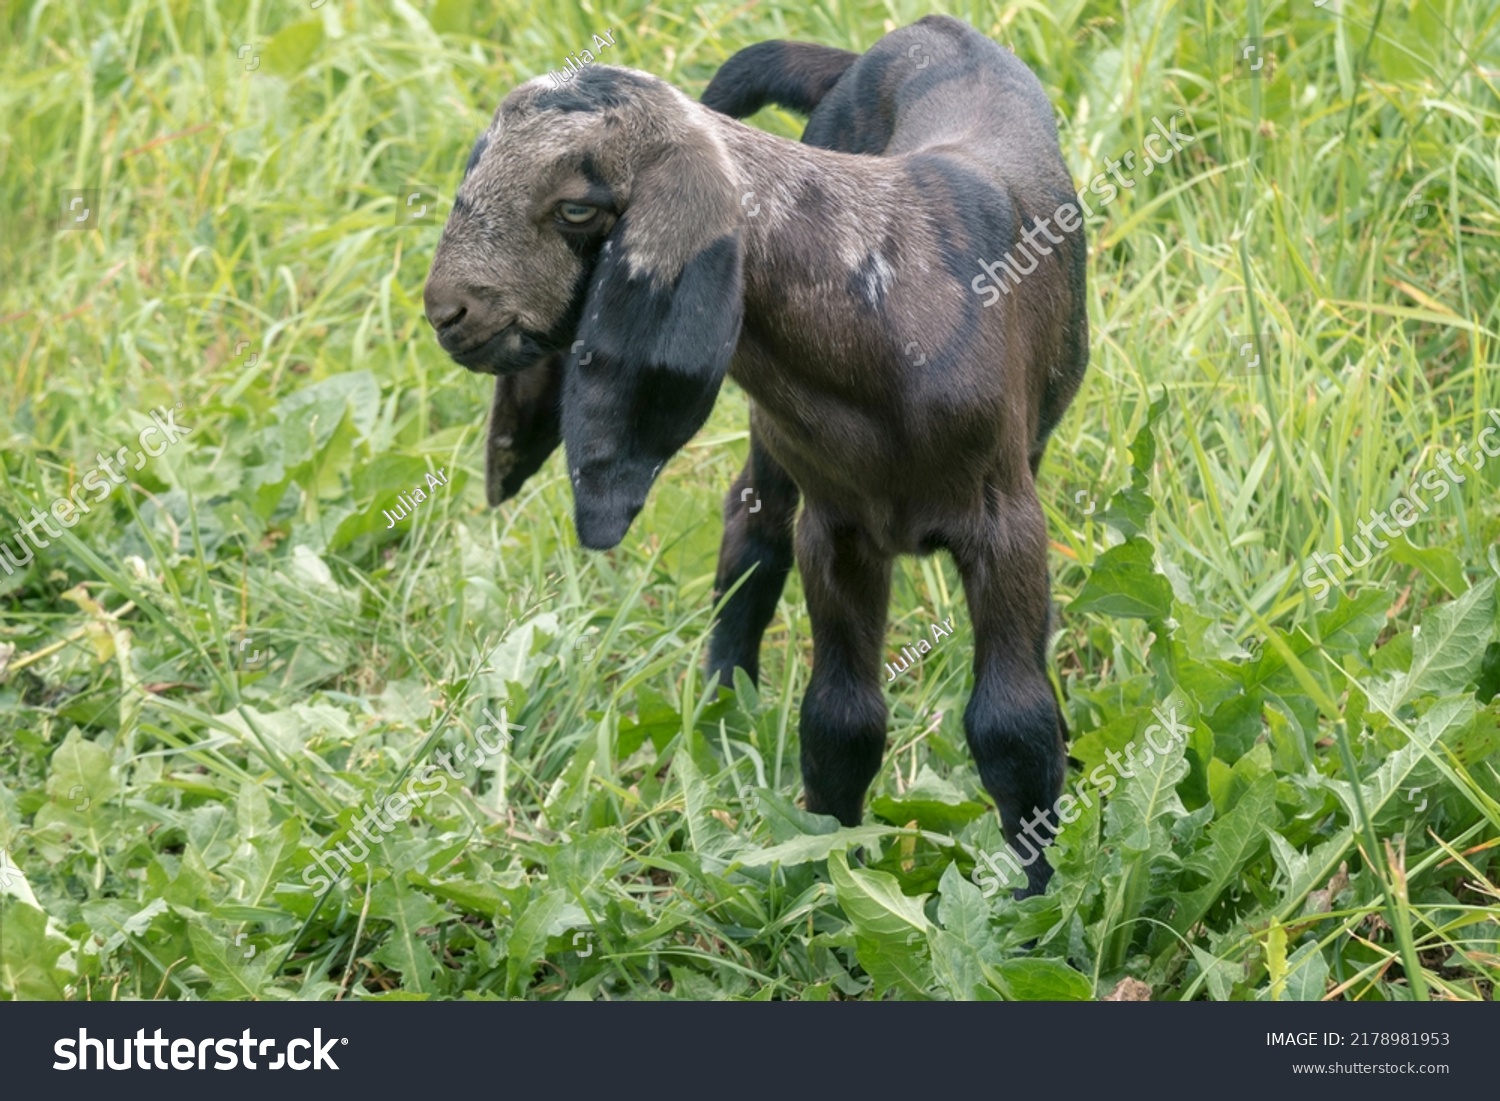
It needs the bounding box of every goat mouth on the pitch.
[445,325,553,375]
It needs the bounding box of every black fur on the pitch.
[707,428,800,684]
[700,41,860,119]
[463,134,488,179]
[485,355,563,507]
[563,231,743,548]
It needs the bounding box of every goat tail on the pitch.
[701,41,860,119]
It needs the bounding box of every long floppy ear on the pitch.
[562,140,744,550]
[485,354,563,507]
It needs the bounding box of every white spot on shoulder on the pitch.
[860,253,895,306]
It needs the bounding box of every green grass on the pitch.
[2,0,1499,1001]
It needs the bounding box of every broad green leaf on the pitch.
[1103,721,1190,854]
[413,876,507,918]
[830,851,933,997]
[44,728,119,815]
[757,788,842,843]
[259,20,327,79]
[1189,943,1240,1001]
[80,897,170,957]
[1282,941,1330,1002]
[545,829,625,894]
[930,863,995,999]
[222,819,299,908]
[1386,536,1467,598]
[1167,774,1277,936]
[1314,588,1390,658]
[34,730,122,864]
[928,929,987,1000]
[735,824,901,868]
[870,765,989,833]
[1070,537,1175,620]
[1381,579,1494,706]
[1132,395,1168,470]
[1449,704,1500,768]
[852,934,935,998]
[616,686,681,758]
[1030,785,1107,947]
[0,899,75,999]
[1476,643,1500,703]
[1098,485,1156,539]
[982,957,1093,1001]
[829,852,932,937]
[1098,394,1166,537]
[1267,829,1357,919]
[187,805,236,870]
[187,922,275,1000]
[504,892,568,998]
[674,748,736,858]
[368,875,447,995]
[1333,696,1474,821]
[936,860,991,944]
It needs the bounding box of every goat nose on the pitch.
[424,282,473,331]
[429,300,466,330]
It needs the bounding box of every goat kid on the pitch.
[423,15,1089,898]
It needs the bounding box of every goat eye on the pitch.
[557,202,597,225]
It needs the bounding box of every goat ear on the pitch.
[701,40,860,118]
[562,145,743,550]
[485,355,563,507]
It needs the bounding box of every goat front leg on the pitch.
[707,424,799,688]
[795,509,892,826]
[952,487,1067,898]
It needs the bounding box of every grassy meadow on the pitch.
[2,0,1499,1001]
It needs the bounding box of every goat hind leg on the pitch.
[953,492,1067,898]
